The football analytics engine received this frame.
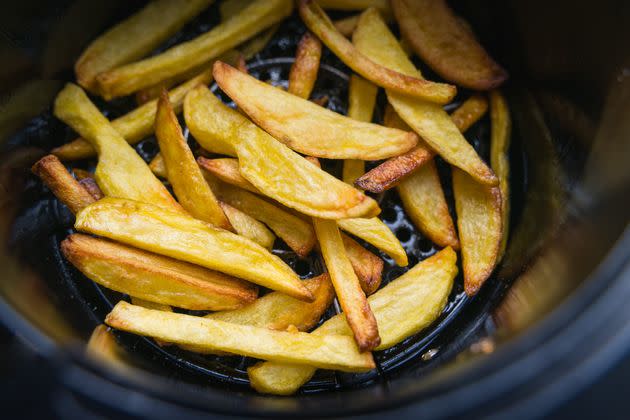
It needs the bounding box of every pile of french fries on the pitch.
[35,0,511,395]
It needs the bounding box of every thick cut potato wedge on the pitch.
[31,155,94,214]
[391,0,508,90]
[288,32,322,99]
[452,169,502,296]
[96,0,293,99]
[338,218,407,266]
[314,218,380,352]
[187,86,379,219]
[355,95,488,192]
[353,9,497,186]
[343,74,378,185]
[74,197,312,301]
[62,234,257,311]
[75,0,212,92]
[106,301,374,372]
[342,235,383,296]
[53,84,180,212]
[198,157,259,193]
[398,161,459,249]
[212,181,317,258]
[299,0,456,104]
[490,90,511,258]
[219,202,276,250]
[214,62,417,160]
[249,247,457,395]
[54,69,213,161]
[155,91,230,229]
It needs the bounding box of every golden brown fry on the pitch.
[248,247,457,395]
[399,161,459,249]
[452,169,502,296]
[490,90,511,258]
[219,202,276,250]
[75,197,312,301]
[236,54,248,73]
[314,218,380,352]
[214,61,417,160]
[338,218,407,266]
[53,84,181,212]
[288,32,322,99]
[334,15,359,37]
[212,181,317,258]
[53,69,213,161]
[391,0,508,90]
[197,157,259,193]
[156,91,230,229]
[96,0,293,99]
[186,86,379,219]
[299,0,456,104]
[353,9,496,186]
[79,178,104,201]
[342,234,382,296]
[31,155,94,214]
[207,274,333,331]
[149,153,167,179]
[355,94,488,192]
[62,234,257,311]
[106,301,375,371]
[75,0,213,92]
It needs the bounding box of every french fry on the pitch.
[299,0,456,104]
[75,0,213,92]
[288,32,322,99]
[314,218,380,352]
[149,153,167,179]
[342,235,383,296]
[53,84,181,211]
[31,155,94,214]
[342,74,378,185]
[353,9,497,186]
[185,86,379,219]
[317,0,391,17]
[338,218,407,266]
[334,15,360,37]
[96,0,293,99]
[197,157,258,193]
[355,95,488,192]
[62,234,257,311]
[79,178,104,201]
[249,247,457,395]
[490,90,511,258]
[220,0,250,20]
[212,180,317,258]
[219,202,276,250]
[391,0,508,90]
[214,61,417,160]
[452,169,502,296]
[86,325,126,365]
[155,91,230,229]
[207,274,332,331]
[130,298,174,346]
[53,69,214,161]
[74,197,313,301]
[106,301,375,372]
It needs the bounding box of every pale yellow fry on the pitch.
[106,301,375,371]
[248,247,457,395]
[490,90,511,258]
[76,0,213,92]
[337,218,407,266]
[156,92,230,229]
[53,84,180,212]
[54,70,214,161]
[300,0,455,104]
[398,161,459,249]
[74,197,313,301]
[214,61,417,160]
[452,169,502,296]
[96,0,293,99]
[219,202,276,250]
[353,9,497,185]
[187,85,379,219]
[314,218,380,352]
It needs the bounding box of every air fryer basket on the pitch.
[0,0,628,418]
